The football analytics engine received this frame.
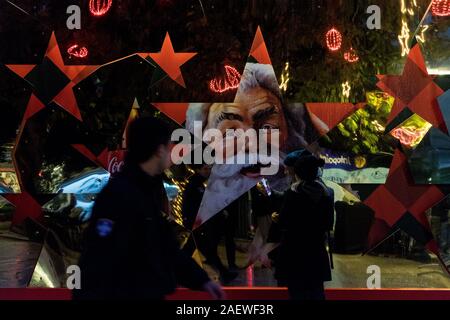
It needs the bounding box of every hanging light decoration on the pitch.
[209,65,241,94]
[431,0,450,16]
[89,0,113,16]
[343,47,359,63]
[325,27,343,52]
[416,25,430,43]
[398,19,411,57]
[67,44,88,58]
[279,62,290,92]
[342,81,351,99]
[401,0,416,15]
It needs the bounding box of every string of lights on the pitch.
[89,0,113,16]
[325,27,342,52]
[209,65,241,94]
[431,0,450,16]
[67,44,89,58]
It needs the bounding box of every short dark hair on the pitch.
[125,116,171,164]
[294,155,325,182]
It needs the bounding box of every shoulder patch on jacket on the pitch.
[96,218,115,237]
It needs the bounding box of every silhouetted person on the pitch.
[74,117,224,300]
[275,155,334,300]
[181,164,210,257]
[223,199,239,270]
[181,164,238,283]
[182,164,211,231]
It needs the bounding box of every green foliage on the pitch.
[319,92,395,155]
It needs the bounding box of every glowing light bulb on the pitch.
[89,0,113,16]
[342,81,351,99]
[67,44,88,58]
[325,28,343,52]
[431,0,450,16]
[344,47,359,63]
[209,65,241,94]
[279,62,290,92]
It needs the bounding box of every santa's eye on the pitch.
[261,124,278,130]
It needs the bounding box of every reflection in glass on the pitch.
[429,195,450,274]
[318,92,395,184]
[58,168,110,195]
[390,114,433,148]
[0,143,20,193]
[416,8,450,75]
[0,196,13,233]
[409,128,450,183]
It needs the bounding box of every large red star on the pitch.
[3,192,43,226]
[148,32,197,88]
[249,26,272,65]
[377,44,445,132]
[6,32,98,121]
[306,102,365,138]
[152,103,189,125]
[364,149,445,253]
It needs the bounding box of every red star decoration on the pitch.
[137,28,269,125]
[364,149,445,253]
[6,32,98,121]
[249,26,272,65]
[152,103,189,125]
[3,192,43,226]
[306,102,365,138]
[148,32,197,88]
[377,44,446,132]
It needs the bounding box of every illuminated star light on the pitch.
[398,19,411,57]
[401,0,416,15]
[342,81,351,99]
[279,62,290,92]
[416,25,430,43]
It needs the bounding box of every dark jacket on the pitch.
[275,180,334,287]
[250,187,275,218]
[74,164,209,299]
[181,173,206,230]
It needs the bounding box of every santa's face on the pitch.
[206,86,286,178]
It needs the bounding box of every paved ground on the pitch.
[1,234,449,289]
[0,234,42,288]
[206,241,450,288]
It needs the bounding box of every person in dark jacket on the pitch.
[181,164,238,283]
[181,164,211,259]
[74,117,224,300]
[275,155,334,300]
[267,149,311,263]
[182,164,211,231]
